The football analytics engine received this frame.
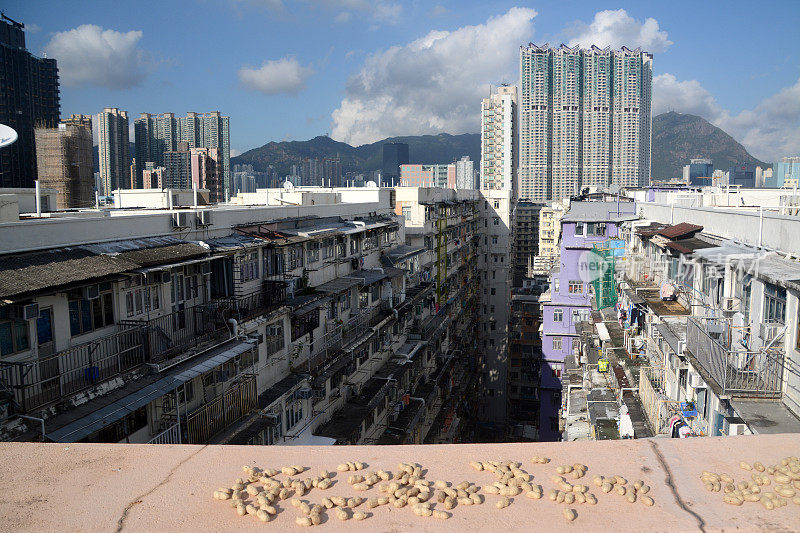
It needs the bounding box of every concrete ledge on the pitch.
[1,435,798,531]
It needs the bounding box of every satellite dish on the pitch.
[366,180,377,188]
[283,180,294,190]
[0,124,18,148]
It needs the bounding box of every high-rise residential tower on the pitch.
[480,85,517,193]
[519,44,653,201]
[97,108,130,196]
[135,111,230,194]
[0,14,60,188]
[455,156,475,190]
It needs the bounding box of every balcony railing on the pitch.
[685,318,783,398]
[1,325,147,413]
[147,422,182,444]
[185,375,257,444]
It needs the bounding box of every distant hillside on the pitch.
[231,133,481,175]
[230,111,766,180]
[651,112,768,179]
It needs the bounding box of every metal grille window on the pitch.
[308,241,320,263]
[552,336,562,350]
[239,251,260,281]
[764,284,786,324]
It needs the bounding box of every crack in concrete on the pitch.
[116,445,207,532]
[649,440,706,533]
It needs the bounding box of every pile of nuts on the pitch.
[211,455,664,526]
[702,456,800,509]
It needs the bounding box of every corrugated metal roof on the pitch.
[657,223,703,240]
[316,277,361,294]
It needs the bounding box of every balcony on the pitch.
[684,318,783,398]
[185,374,258,444]
[0,326,147,413]
[1,434,799,531]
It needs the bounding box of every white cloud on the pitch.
[305,1,401,23]
[654,73,800,162]
[25,23,41,34]
[331,7,537,145]
[43,25,152,89]
[232,0,285,11]
[334,11,352,23]
[653,74,722,119]
[238,57,313,94]
[230,148,242,157]
[430,5,447,16]
[566,9,672,52]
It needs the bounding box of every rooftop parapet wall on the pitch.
[1,435,798,531]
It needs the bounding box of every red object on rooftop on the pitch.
[656,222,703,240]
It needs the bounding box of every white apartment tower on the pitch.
[96,108,130,196]
[519,44,653,201]
[480,85,517,193]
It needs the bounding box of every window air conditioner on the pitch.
[727,422,747,436]
[196,210,212,227]
[688,372,705,389]
[172,212,189,229]
[264,413,280,426]
[759,323,784,343]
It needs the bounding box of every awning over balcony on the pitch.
[316,277,361,294]
[46,339,256,443]
[729,398,800,435]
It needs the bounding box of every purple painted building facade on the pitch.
[538,201,637,441]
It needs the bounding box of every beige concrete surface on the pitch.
[0,434,798,532]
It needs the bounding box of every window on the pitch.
[491,236,498,245]
[553,308,563,322]
[125,286,160,318]
[493,200,499,209]
[322,238,334,260]
[69,286,114,337]
[0,309,29,356]
[568,281,583,294]
[402,206,411,221]
[552,336,562,350]
[370,284,380,303]
[285,399,304,431]
[359,291,369,308]
[764,284,786,324]
[554,278,560,293]
[575,223,584,236]
[493,217,500,226]
[572,338,580,351]
[287,246,304,270]
[239,251,259,281]
[340,293,350,311]
[308,241,320,263]
[587,223,606,236]
[490,288,496,295]
[350,237,361,255]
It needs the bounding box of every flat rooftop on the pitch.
[1,435,798,531]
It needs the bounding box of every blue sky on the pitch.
[7,0,800,161]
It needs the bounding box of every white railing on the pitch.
[147,422,182,445]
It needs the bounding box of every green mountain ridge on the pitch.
[230,112,768,180]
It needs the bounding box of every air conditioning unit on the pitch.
[726,416,748,436]
[264,413,280,426]
[196,210,212,227]
[172,212,189,229]
[688,372,705,389]
[759,322,784,343]
[82,285,100,300]
[721,297,740,314]
[295,388,313,400]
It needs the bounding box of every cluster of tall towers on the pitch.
[481,44,653,201]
